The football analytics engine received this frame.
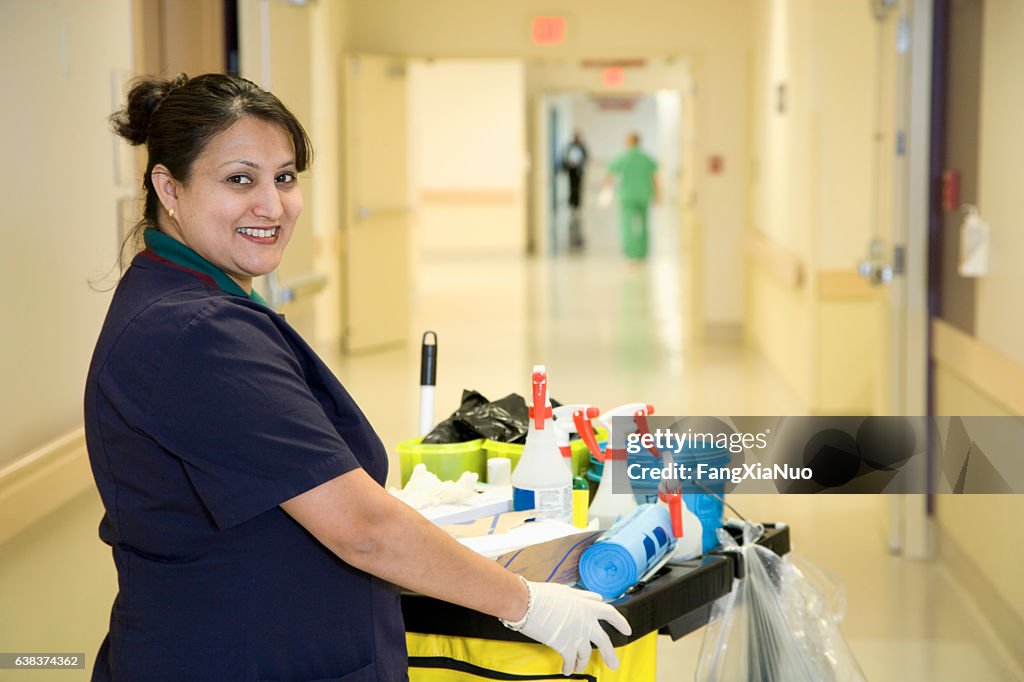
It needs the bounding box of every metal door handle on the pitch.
[858,237,903,286]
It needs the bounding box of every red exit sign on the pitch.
[601,67,624,87]
[532,16,566,45]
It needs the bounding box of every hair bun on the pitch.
[110,73,189,146]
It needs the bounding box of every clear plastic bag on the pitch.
[696,522,866,682]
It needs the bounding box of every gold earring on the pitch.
[168,207,175,219]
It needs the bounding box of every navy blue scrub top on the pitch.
[84,229,407,681]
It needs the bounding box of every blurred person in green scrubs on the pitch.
[605,132,659,259]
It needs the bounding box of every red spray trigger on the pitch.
[657,473,684,538]
[573,407,602,460]
[633,407,660,459]
[663,493,684,539]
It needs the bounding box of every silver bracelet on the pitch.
[499,575,532,631]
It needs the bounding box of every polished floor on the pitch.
[2,197,1021,680]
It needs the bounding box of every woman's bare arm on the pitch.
[280,467,528,622]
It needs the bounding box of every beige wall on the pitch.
[975,0,1024,366]
[349,0,752,59]
[748,267,813,405]
[814,295,883,413]
[0,0,133,468]
[695,49,748,328]
[411,60,525,191]
[747,0,889,413]
[748,0,815,405]
[409,60,526,255]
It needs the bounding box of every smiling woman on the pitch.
[110,74,311,266]
[149,116,302,292]
[87,73,629,682]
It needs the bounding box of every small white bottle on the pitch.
[588,456,637,530]
[512,366,572,523]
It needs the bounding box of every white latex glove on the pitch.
[501,578,632,675]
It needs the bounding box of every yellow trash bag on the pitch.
[407,631,657,681]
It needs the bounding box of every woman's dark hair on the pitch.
[110,73,312,253]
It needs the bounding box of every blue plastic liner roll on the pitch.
[579,504,675,599]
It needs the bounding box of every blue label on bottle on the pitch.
[513,487,535,511]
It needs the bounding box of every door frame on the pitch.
[888,0,936,559]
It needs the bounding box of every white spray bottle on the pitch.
[511,366,572,522]
[588,403,658,529]
[553,404,602,528]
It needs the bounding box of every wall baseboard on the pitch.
[941,527,1024,675]
[0,427,92,547]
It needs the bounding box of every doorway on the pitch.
[541,90,684,259]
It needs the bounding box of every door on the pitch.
[135,0,226,77]
[342,54,412,352]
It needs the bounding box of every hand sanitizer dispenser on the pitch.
[958,205,990,277]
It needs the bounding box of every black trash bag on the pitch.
[421,391,563,445]
[459,393,531,444]
[421,390,489,444]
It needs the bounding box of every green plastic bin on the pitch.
[483,427,606,480]
[396,437,487,486]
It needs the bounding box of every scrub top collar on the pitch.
[143,228,269,307]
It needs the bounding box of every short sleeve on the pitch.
[144,300,359,530]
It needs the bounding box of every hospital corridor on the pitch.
[3,1,1024,681]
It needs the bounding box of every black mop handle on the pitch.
[419,331,437,436]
